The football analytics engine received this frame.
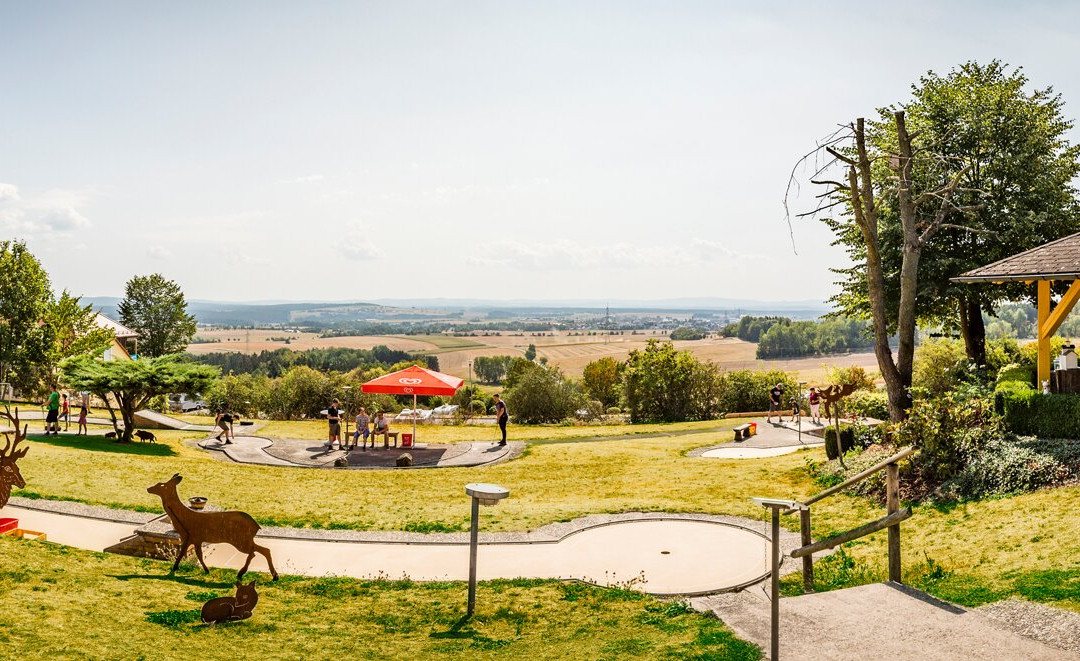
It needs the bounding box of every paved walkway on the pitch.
[695,582,1078,659]
[197,435,524,469]
[2,498,804,596]
[688,418,826,460]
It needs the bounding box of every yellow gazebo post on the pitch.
[1037,279,1080,389]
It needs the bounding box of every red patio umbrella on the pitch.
[361,365,464,445]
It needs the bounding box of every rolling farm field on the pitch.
[188,329,879,383]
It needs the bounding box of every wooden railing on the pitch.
[786,446,916,591]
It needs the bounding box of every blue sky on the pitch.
[3,1,1079,303]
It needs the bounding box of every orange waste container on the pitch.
[748,423,757,436]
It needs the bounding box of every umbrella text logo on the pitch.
[399,378,423,385]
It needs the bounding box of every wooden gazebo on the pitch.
[953,232,1080,388]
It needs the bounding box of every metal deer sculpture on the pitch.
[0,408,29,509]
[820,383,859,468]
[201,579,259,624]
[820,383,858,420]
[146,474,278,581]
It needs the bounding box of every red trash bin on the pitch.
[748,423,757,436]
[402,433,413,447]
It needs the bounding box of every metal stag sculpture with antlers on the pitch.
[146,473,278,581]
[0,408,29,509]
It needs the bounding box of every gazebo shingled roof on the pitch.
[952,231,1080,283]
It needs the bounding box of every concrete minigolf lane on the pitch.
[2,504,770,596]
[205,518,770,596]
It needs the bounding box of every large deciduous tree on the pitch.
[622,340,723,423]
[118,274,197,357]
[0,241,53,395]
[829,61,1080,368]
[62,354,219,442]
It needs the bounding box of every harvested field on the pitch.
[187,329,879,382]
[186,330,438,354]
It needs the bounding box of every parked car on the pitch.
[168,393,206,413]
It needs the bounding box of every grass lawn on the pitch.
[0,536,760,660]
[11,420,1080,614]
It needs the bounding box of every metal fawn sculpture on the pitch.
[201,579,259,624]
[146,474,278,581]
[0,408,29,509]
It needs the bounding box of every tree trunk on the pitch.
[958,297,987,366]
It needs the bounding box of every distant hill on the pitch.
[83,296,829,327]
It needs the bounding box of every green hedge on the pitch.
[824,425,856,460]
[996,382,1080,439]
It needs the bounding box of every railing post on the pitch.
[799,507,813,593]
[886,461,901,583]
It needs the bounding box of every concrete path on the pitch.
[696,582,1078,660]
[689,418,826,460]
[2,498,801,596]
[198,435,524,469]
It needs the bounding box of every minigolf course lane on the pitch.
[2,501,774,596]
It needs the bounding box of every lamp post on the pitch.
[342,386,352,443]
[797,381,806,445]
[465,483,509,617]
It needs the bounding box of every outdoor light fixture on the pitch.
[465,483,510,616]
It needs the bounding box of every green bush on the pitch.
[845,390,889,420]
[605,406,621,415]
[995,362,1034,388]
[997,386,1080,439]
[941,436,1079,499]
[505,365,583,424]
[717,369,799,414]
[623,340,725,423]
[824,425,856,460]
[895,392,1002,486]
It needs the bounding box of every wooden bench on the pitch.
[733,423,752,441]
[372,430,400,448]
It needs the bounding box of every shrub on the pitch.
[716,369,799,414]
[940,436,1079,500]
[895,392,1002,486]
[505,365,583,424]
[997,386,1080,439]
[823,365,876,392]
[605,406,622,415]
[912,339,970,398]
[623,340,724,423]
[845,390,889,420]
[577,399,605,422]
[995,362,1034,388]
[824,426,856,460]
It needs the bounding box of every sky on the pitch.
[3,1,1080,304]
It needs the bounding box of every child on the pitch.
[77,403,88,436]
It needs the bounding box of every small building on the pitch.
[93,313,138,361]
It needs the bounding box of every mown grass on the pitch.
[11,417,1080,614]
[396,334,487,351]
[0,537,760,660]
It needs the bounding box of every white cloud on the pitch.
[0,183,92,236]
[338,221,379,261]
[278,174,324,184]
[464,238,765,271]
[147,245,172,259]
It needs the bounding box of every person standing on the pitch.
[77,402,89,436]
[808,387,822,424]
[326,399,342,450]
[767,383,784,423]
[493,393,508,446]
[61,393,71,431]
[353,407,371,450]
[45,387,60,436]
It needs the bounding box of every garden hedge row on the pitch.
[995,382,1080,439]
